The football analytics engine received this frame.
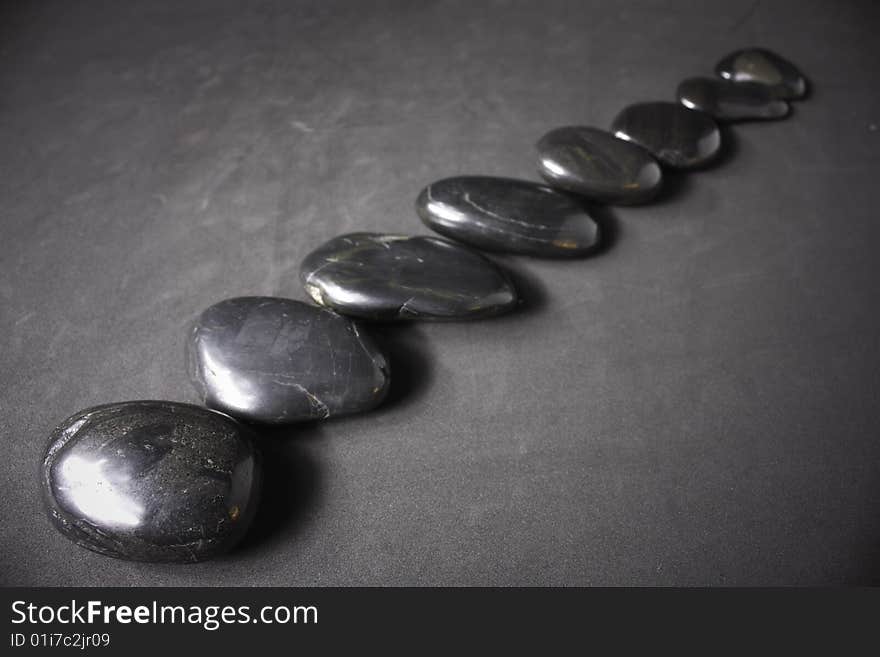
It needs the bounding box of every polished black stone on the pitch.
[416,176,600,257]
[41,401,261,563]
[716,48,806,99]
[536,126,663,204]
[300,232,517,321]
[677,77,790,121]
[611,102,722,169]
[187,297,389,423]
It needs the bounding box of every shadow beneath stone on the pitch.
[490,256,550,319]
[638,126,739,205]
[488,206,615,319]
[688,124,740,172]
[233,423,324,556]
[712,124,740,168]
[798,77,812,102]
[644,168,693,205]
[227,321,437,555]
[367,324,435,413]
[583,202,619,257]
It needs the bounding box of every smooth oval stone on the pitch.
[416,176,599,257]
[611,101,722,169]
[536,126,663,204]
[41,401,261,563]
[300,232,517,321]
[187,297,389,423]
[716,48,806,99]
[677,77,790,121]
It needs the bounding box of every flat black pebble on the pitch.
[42,401,261,563]
[536,126,662,204]
[187,297,389,423]
[300,232,517,321]
[416,176,600,257]
[611,101,722,169]
[716,48,806,99]
[677,77,789,121]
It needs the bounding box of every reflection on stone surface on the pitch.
[300,232,518,321]
[416,176,600,257]
[716,48,806,99]
[678,77,790,121]
[611,101,722,169]
[42,401,261,562]
[187,297,389,423]
[56,453,145,528]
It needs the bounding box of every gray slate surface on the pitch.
[1,0,879,585]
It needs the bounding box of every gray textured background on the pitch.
[2,0,879,586]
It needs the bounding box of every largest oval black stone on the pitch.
[611,102,722,169]
[187,297,390,423]
[300,233,518,321]
[416,176,600,257]
[41,401,261,563]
